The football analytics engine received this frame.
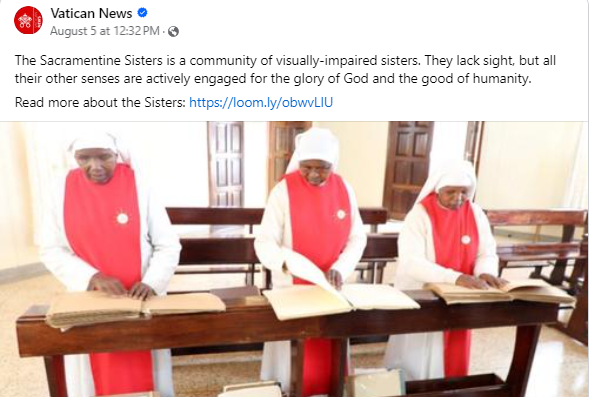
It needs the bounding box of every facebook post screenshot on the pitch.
[0,1,589,397]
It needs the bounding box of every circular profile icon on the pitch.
[14,6,43,34]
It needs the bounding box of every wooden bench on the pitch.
[167,207,391,287]
[552,235,588,345]
[172,234,398,293]
[486,209,587,284]
[168,233,399,354]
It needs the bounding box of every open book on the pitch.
[263,249,419,321]
[425,278,576,306]
[46,291,226,328]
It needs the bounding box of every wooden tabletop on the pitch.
[16,290,559,358]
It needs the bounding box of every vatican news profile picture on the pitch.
[15,6,43,34]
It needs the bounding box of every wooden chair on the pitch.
[486,209,587,284]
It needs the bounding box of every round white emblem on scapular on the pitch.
[116,213,129,225]
[337,209,346,220]
[461,235,471,245]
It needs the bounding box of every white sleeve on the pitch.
[330,182,367,281]
[254,182,287,272]
[398,205,462,285]
[39,183,98,292]
[472,205,499,277]
[141,186,182,295]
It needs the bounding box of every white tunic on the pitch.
[383,202,498,381]
[40,171,181,397]
[254,179,367,393]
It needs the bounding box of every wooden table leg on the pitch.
[505,325,541,397]
[290,340,305,397]
[367,263,376,284]
[554,267,588,345]
[44,356,67,397]
[547,259,569,286]
[566,257,586,295]
[376,263,385,284]
[329,339,348,397]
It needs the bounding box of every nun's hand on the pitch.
[88,272,127,296]
[326,269,343,290]
[128,282,156,301]
[479,274,508,289]
[455,274,489,290]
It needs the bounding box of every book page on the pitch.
[499,278,551,293]
[46,291,143,328]
[507,286,576,305]
[47,291,142,316]
[341,284,420,310]
[282,247,343,300]
[142,293,226,315]
[263,285,352,321]
[218,385,282,397]
[425,283,504,296]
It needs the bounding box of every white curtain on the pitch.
[563,122,588,209]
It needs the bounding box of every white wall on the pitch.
[0,123,38,270]
[243,122,269,207]
[475,122,584,209]
[430,121,468,173]
[314,121,389,206]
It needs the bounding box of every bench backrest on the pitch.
[179,234,399,266]
[167,207,388,230]
[485,209,587,242]
[496,242,580,256]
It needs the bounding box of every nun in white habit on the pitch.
[383,160,504,380]
[40,133,181,397]
[255,128,367,395]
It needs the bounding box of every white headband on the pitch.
[68,132,132,166]
[286,128,340,174]
[69,132,118,153]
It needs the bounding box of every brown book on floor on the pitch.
[94,392,160,397]
[425,279,575,306]
[46,291,226,328]
[219,381,282,397]
[347,369,405,397]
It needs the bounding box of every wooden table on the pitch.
[16,291,558,397]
